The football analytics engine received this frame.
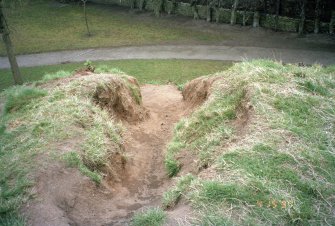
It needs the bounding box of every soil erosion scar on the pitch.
[68,84,186,225]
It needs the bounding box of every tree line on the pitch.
[151,0,334,35]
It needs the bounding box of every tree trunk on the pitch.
[168,0,176,14]
[275,0,280,31]
[192,5,199,19]
[242,10,247,26]
[298,0,306,36]
[154,0,161,16]
[215,0,221,23]
[130,0,136,9]
[215,7,220,23]
[330,10,335,34]
[230,0,239,25]
[83,0,91,36]
[139,0,146,11]
[207,1,212,22]
[191,0,199,20]
[253,11,260,27]
[314,0,321,33]
[0,0,23,85]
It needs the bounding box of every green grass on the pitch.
[0,0,223,55]
[2,86,47,114]
[131,208,166,226]
[0,59,232,90]
[163,60,335,225]
[0,73,133,223]
[0,88,46,225]
[63,152,102,184]
[162,174,195,209]
[165,81,243,176]
[2,59,334,225]
[0,60,231,224]
[42,70,72,82]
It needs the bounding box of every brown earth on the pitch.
[23,83,190,226]
[182,75,220,108]
[93,75,149,124]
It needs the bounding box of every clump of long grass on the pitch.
[131,207,166,226]
[164,60,335,225]
[0,72,141,223]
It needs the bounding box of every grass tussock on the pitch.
[3,87,47,114]
[164,60,335,225]
[162,174,195,209]
[42,70,72,82]
[0,71,143,223]
[131,207,166,226]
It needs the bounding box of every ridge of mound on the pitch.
[163,60,335,225]
[0,72,148,225]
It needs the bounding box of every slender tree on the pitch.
[230,0,239,25]
[242,9,247,26]
[154,0,164,17]
[314,0,321,33]
[274,0,280,31]
[241,0,250,26]
[330,10,335,34]
[207,0,213,22]
[0,0,23,85]
[130,0,136,9]
[253,11,260,27]
[251,0,263,28]
[298,0,306,36]
[169,0,177,14]
[139,0,146,10]
[82,0,91,36]
[214,0,222,23]
[190,0,199,20]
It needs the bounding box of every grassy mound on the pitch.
[164,60,335,225]
[0,71,143,224]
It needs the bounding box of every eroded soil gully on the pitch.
[73,84,186,225]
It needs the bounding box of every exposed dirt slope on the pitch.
[23,83,187,225]
[182,75,220,108]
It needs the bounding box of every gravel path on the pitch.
[0,45,334,69]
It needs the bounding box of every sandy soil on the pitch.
[24,84,188,226]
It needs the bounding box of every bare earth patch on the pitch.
[23,79,192,225]
[12,61,334,225]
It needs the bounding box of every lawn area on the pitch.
[0,59,232,90]
[0,0,223,55]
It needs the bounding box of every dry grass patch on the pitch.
[0,72,145,224]
[164,60,335,225]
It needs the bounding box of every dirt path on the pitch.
[25,84,186,226]
[103,84,187,225]
[0,45,334,69]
